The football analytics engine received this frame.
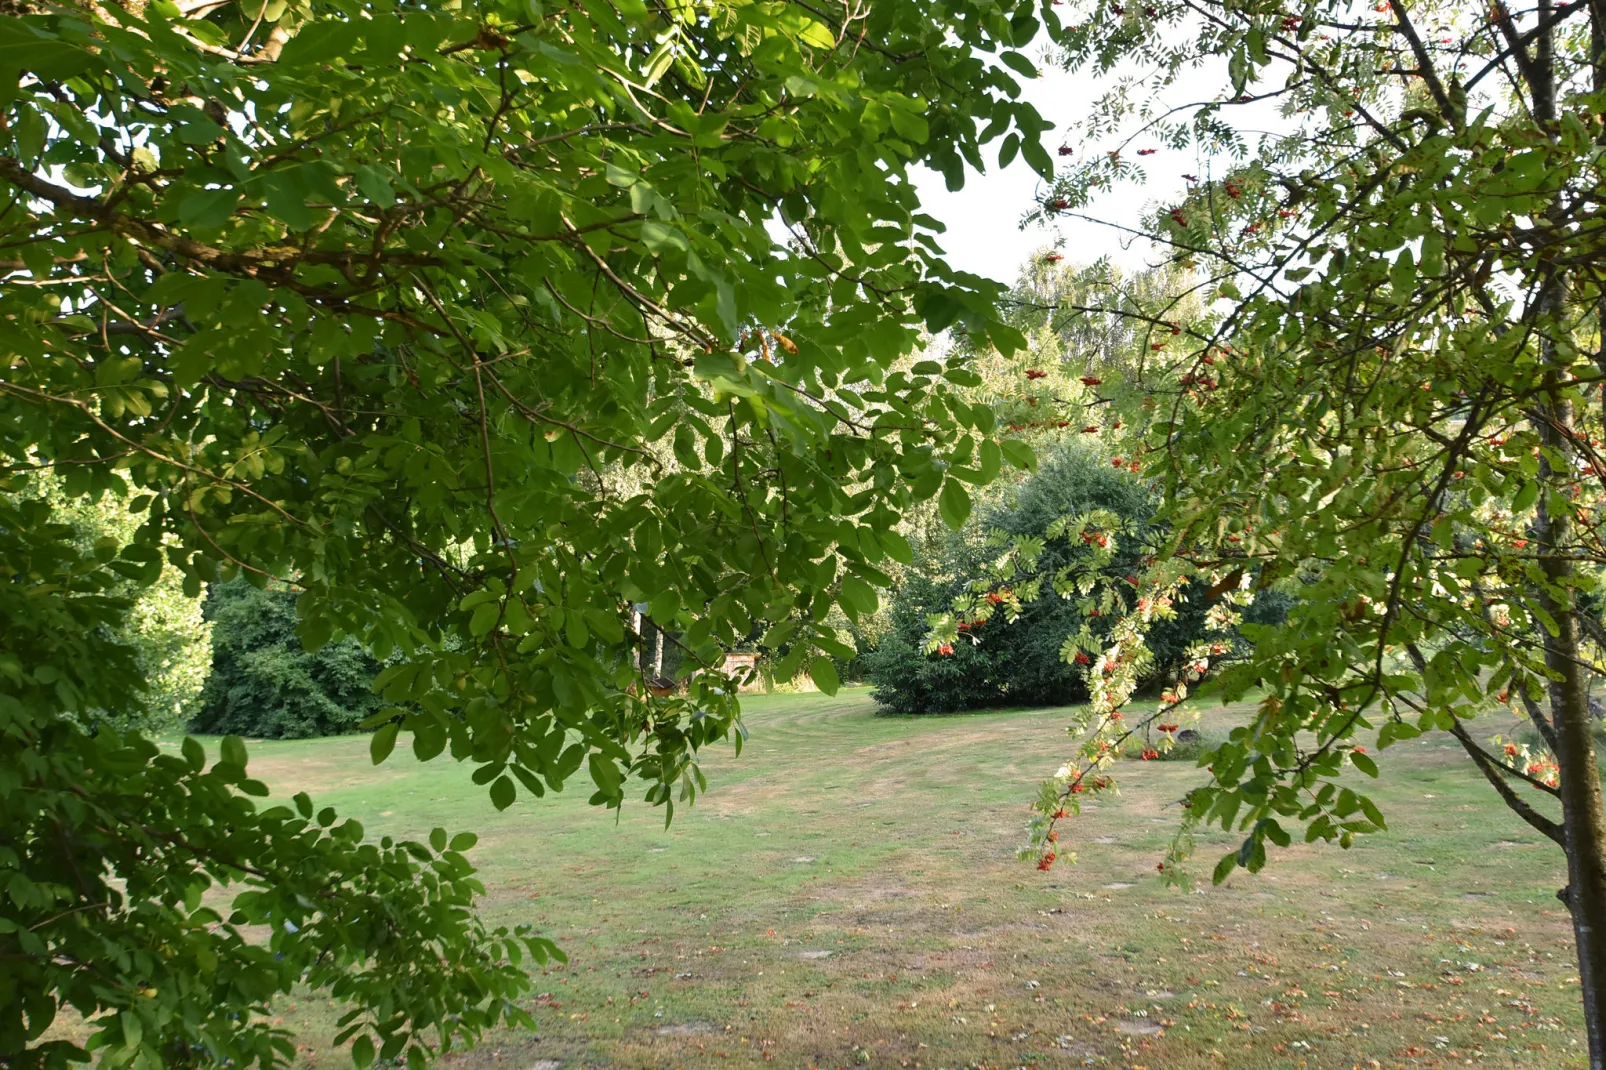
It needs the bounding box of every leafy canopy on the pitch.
[1009,0,1606,1006]
[0,0,1057,1064]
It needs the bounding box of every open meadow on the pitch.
[211,691,1584,1070]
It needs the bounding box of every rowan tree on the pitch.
[964,0,1606,1062]
[0,0,1052,1064]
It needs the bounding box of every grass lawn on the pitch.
[194,690,1585,1069]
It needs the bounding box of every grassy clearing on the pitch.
[174,691,1584,1069]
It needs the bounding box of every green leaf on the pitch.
[998,50,1037,78]
[1000,439,1037,471]
[470,601,501,637]
[1390,248,1416,301]
[938,478,972,530]
[809,656,840,696]
[260,170,313,231]
[448,831,478,852]
[1021,137,1053,182]
[641,41,675,86]
[219,735,247,769]
[178,187,240,229]
[1420,230,1445,276]
[998,131,1021,168]
[121,1010,142,1049]
[0,19,92,80]
[279,17,361,66]
[879,530,914,564]
[839,574,879,616]
[798,19,836,49]
[354,165,397,208]
[489,775,517,811]
[588,752,622,796]
[1349,750,1378,777]
[182,736,206,772]
[370,721,399,765]
[1211,851,1238,885]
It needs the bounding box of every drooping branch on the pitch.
[1446,718,1568,845]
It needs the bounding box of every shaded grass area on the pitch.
[196,691,1584,1068]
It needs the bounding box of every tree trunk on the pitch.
[1547,597,1606,1069]
[1537,391,1606,1067]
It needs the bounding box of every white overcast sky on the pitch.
[909,62,1172,286]
[910,48,1288,287]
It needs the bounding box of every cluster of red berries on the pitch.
[1044,252,1064,263]
[1079,530,1111,548]
[1224,180,1242,199]
[1037,851,1057,870]
[985,592,1005,604]
[1140,747,1160,761]
[1170,208,1187,227]
[1079,375,1103,387]
[1157,723,1180,733]
[1524,757,1560,787]
[1137,148,1157,156]
[955,618,986,632]
[1058,145,1075,156]
[1005,419,1074,431]
[1068,772,1112,794]
[936,642,955,656]
[1280,15,1302,30]
[1025,368,1048,380]
[1049,198,1070,210]
[1177,373,1219,389]
[1074,650,1092,665]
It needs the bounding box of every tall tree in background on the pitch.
[13,473,213,732]
[0,0,1051,1065]
[994,0,1606,1060]
[193,577,384,739]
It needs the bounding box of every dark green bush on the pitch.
[190,577,383,738]
[866,446,1282,715]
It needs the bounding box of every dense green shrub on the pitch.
[867,446,1281,714]
[191,578,383,739]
